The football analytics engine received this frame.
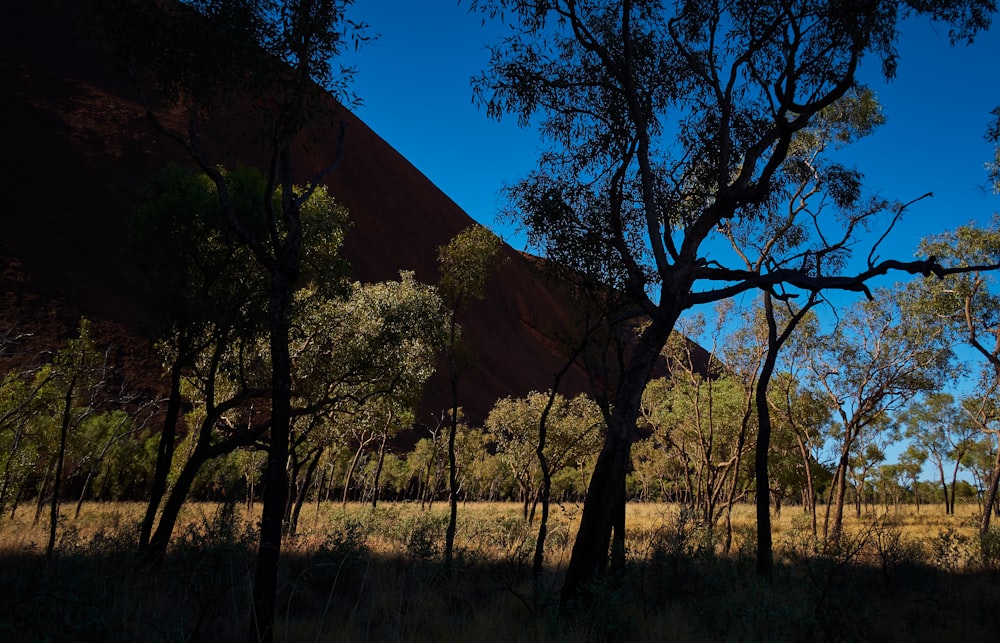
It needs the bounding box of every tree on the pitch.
[134,165,350,568]
[804,286,952,540]
[98,1,369,638]
[487,391,603,520]
[437,224,504,569]
[471,0,994,602]
[901,392,978,515]
[643,329,753,536]
[767,368,832,536]
[917,221,1000,533]
[36,320,107,558]
[131,164,272,552]
[289,272,446,524]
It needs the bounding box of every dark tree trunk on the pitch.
[755,358,776,580]
[140,359,184,549]
[445,367,459,568]
[371,436,387,509]
[980,447,1000,536]
[757,293,815,575]
[289,448,322,536]
[250,268,294,643]
[143,444,212,568]
[46,380,75,559]
[937,464,950,515]
[560,431,630,603]
[829,451,850,541]
[561,315,673,605]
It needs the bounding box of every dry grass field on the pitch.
[1,501,998,641]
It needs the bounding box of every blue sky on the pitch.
[340,4,1000,477]
[343,3,999,263]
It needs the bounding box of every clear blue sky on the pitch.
[341,4,1000,478]
[343,3,999,262]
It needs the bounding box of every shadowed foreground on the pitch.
[1,503,999,642]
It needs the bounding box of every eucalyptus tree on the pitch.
[30,320,108,558]
[0,364,52,521]
[288,271,446,519]
[901,392,978,515]
[132,164,272,551]
[438,224,504,568]
[917,222,1000,533]
[643,328,753,536]
[98,1,370,637]
[135,165,350,567]
[471,0,994,600]
[766,368,832,536]
[804,286,953,540]
[488,391,603,520]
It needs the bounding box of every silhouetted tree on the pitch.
[471,0,995,601]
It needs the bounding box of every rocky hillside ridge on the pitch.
[1,0,610,425]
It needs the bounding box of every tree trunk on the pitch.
[445,377,459,568]
[249,267,294,643]
[33,462,54,527]
[143,444,212,567]
[796,435,818,537]
[755,358,774,579]
[371,435,387,509]
[979,447,1000,536]
[342,443,365,507]
[561,430,631,602]
[289,448,322,536]
[829,452,850,541]
[561,315,672,605]
[46,379,75,559]
[937,463,950,515]
[249,266,298,643]
[140,359,184,549]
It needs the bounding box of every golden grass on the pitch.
[0,500,996,642]
[0,499,983,559]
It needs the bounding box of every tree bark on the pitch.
[140,358,184,549]
[561,315,674,604]
[250,268,294,643]
[980,446,1000,536]
[371,436,387,509]
[289,448,321,536]
[46,379,75,559]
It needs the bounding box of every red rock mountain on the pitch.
[2,0,602,425]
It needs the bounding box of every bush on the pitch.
[929,527,974,572]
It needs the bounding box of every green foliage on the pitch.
[929,527,975,572]
[486,391,604,506]
[437,224,505,310]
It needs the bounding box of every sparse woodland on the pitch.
[5,0,1000,641]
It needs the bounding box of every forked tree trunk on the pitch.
[289,448,322,536]
[140,359,184,549]
[561,315,672,605]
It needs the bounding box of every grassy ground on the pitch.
[1,501,998,641]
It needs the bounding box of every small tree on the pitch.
[804,286,953,540]
[901,392,978,515]
[438,224,504,568]
[36,320,107,558]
